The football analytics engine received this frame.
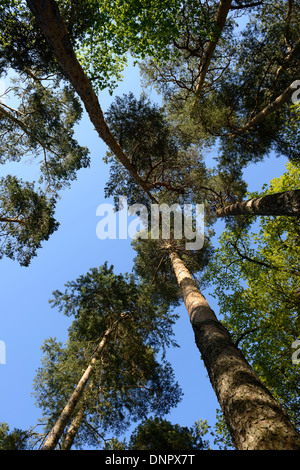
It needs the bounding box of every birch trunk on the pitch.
[216,189,300,217]
[41,323,116,450]
[169,250,300,450]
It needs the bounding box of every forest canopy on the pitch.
[0,0,300,451]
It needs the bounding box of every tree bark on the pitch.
[194,0,233,97]
[26,0,156,203]
[169,250,300,450]
[215,189,300,217]
[41,323,116,450]
[61,403,86,450]
[0,217,25,224]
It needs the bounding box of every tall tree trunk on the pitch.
[194,0,233,97]
[169,250,300,450]
[26,0,156,203]
[61,403,86,450]
[41,322,117,450]
[215,189,300,217]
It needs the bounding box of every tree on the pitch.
[33,264,182,450]
[104,416,211,450]
[0,11,90,264]
[0,74,90,192]
[3,0,300,450]
[141,1,300,168]
[40,321,118,450]
[23,0,158,202]
[164,244,300,449]
[101,90,300,448]
[0,175,59,266]
[204,161,300,441]
[0,422,30,450]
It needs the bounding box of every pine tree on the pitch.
[0,175,58,265]
[33,264,181,450]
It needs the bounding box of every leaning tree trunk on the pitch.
[61,403,86,450]
[169,250,300,450]
[216,189,300,217]
[231,81,299,137]
[41,322,117,450]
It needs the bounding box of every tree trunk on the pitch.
[26,0,156,203]
[194,0,233,97]
[169,250,300,450]
[215,189,300,217]
[61,403,86,450]
[41,323,116,450]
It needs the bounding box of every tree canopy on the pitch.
[1,0,300,451]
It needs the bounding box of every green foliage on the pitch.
[0,0,60,77]
[50,262,178,351]
[74,0,218,93]
[140,1,300,170]
[0,74,90,192]
[104,92,209,208]
[103,90,246,226]
[33,263,182,449]
[104,416,211,450]
[0,0,217,95]
[204,161,300,434]
[0,8,90,264]
[0,175,59,266]
[0,422,30,450]
[128,417,210,450]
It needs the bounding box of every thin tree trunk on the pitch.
[216,189,300,217]
[41,322,117,450]
[194,0,233,97]
[61,403,86,450]
[26,0,156,203]
[169,250,300,450]
[62,376,100,450]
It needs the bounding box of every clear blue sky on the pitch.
[0,58,289,449]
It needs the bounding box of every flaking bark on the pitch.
[216,189,300,217]
[169,250,300,450]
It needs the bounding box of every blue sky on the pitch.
[0,57,289,449]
